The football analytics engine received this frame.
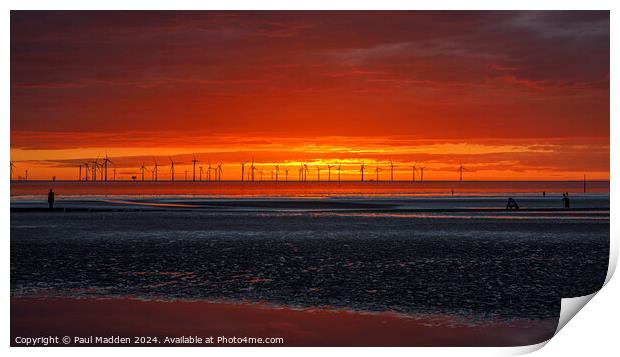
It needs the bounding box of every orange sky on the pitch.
[10,11,610,181]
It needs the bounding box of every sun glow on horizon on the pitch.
[9,134,610,181]
[10,12,609,182]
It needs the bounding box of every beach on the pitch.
[11,297,557,347]
[10,182,610,347]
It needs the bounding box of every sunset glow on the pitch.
[10,11,609,181]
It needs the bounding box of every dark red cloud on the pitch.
[11,11,609,142]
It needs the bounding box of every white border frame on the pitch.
[3,2,617,357]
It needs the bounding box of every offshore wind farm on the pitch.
[10,152,606,200]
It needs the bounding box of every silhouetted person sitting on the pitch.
[506,197,519,210]
[48,189,55,209]
[562,193,570,209]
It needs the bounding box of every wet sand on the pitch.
[10,297,557,347]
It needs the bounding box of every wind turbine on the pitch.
[360,162,366,182]
[389,160,394,182]
[78,163,82,181]
[90,157,99,182]
[84,161,90,181]
[113,168,116,181]
[216,163,223,181]
[327,164,334,182]
[208,161,212,181]
[11,161,16,181]
[140,162,146,181]
[199,165,204,181]
[241,161,245,182]
[191,154,200,182]
[420,166,427,182]
[274,164,280,181]
[98,161,104,181]
[259,169,264,181]
[374,164,382,182]
[101,153,113,181]
[153,159,159,182]
[411,164,418,182]
[285,168,289,181]
[303,164,309,182]
[169,157,179,182]
[316,165,321,181]
[457,164,467,181]
[251,157,255,182]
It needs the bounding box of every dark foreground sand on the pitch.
[11,297,557,347]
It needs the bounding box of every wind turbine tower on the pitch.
[169,157,178,182]
[102,153,112,181]
[91,158,99,182]
[191,154,200,182]
[99,162,104,181]
[153,159,159,182]
[457,164,466,182]
[84,161,90,181]
[216,163,223,181]
[140,162,146,181]
[251,158,255,182]
[360,162,365,182]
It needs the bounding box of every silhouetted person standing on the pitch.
[562,193,570,209]
[48,188,55,209]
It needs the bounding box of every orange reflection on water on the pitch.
[10,181,610,199]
